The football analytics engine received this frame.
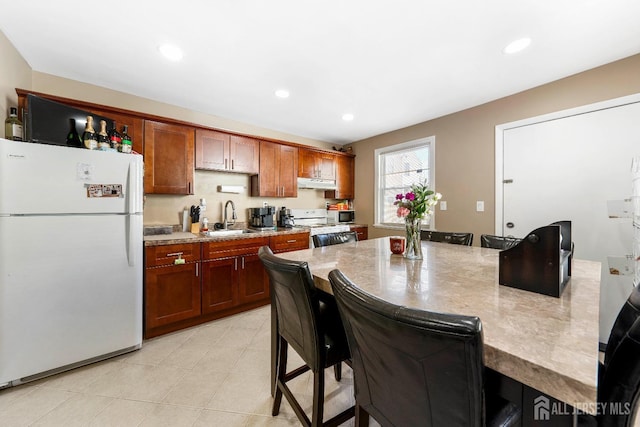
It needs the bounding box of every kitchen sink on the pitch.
[205,229,257,237]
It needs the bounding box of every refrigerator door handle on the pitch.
[125,215,141,267]
[126,158,143,214]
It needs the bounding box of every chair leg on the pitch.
[334,362,342,381]
[311,369,325,427]
[355,404,370,426]
[272,336,288,416]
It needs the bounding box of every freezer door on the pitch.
[0,138,143,215]
[0,214,143,385]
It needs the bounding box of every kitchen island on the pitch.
[275,237,601,415]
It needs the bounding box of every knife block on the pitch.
[190,223,200,234]
[498,222,572,297]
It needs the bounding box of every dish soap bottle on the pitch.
[4,107,23,141]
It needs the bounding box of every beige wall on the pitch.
[29,74,337,226]
[0,30,31,127]
[352,54,640,242]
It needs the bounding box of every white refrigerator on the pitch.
[0,138,143,388]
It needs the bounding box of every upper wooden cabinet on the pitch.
[89,109,144,155]
[195,129,259,174]
[251,141,298,198]
[144,120,195,195]
[325,155,355,200]
[298,148,336,180]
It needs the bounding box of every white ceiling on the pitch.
[2,0,640,144]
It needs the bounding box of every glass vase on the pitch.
[404,216,423,260]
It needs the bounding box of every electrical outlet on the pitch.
[440,201,447,211]
[476,201,484,212]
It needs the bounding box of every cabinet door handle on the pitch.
[166,252,183,257]
[225,158,228,170]
[195,263,199,277]
[234,258,238,270]
[281,186,285,196]
[241,257,245,269]
[231,159,234,170]
[286,239,296,243]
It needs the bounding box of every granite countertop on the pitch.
[278,237,601,413]
[144,227,310,246]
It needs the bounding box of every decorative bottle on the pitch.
[109,126,121,151]
[4,107,23,141]
[97,120,110,150]
[82,116,98,150]
[65,118,82,147]
[120,125,132,153]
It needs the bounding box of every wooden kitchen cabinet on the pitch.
[144,120,195,194]
[89,108,144,155]
[201,236,270,315]
[269,231,310,253]
[144,243,201,335]
[325,154,354,200]
[251,141,298,197]
[350,226,368,241]
[195,129,259,174]
[298,148,336,180]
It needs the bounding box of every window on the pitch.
[374,136,435,228]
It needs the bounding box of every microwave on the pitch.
[327,210,355,224]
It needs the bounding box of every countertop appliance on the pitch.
[289,208,351,247]
[249,206,276,230]
[327,209,355,224]
[277,207,295,228]
[0,139,143,388]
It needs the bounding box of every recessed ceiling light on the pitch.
[503,37,531,55]
[342,113,354,121]
[275,89,290,98]
[158,44,183,61]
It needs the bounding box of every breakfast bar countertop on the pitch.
[276,236,602,413]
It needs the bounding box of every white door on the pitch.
[498,97,640,343]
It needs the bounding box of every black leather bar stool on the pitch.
[328,269,521,427]
[258,246,354,427]
[578,283,640,426]
[480,234,522,249]
[421,230,473,246]
[312,231,358,248]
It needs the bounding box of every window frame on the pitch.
[373,136,436,230]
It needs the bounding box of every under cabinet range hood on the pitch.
[297,177,337,190]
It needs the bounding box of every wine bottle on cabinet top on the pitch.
[109,126,121,151]
[121,125,132,153]
[82,116,98,150]
[4,107,23,141]
[65,118,82,147]
[97,120,110,150]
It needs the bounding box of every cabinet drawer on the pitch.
[270,232,310,252]
[145,243,201,267]
[203,236,270,260]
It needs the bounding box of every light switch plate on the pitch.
[440,201,447,211]
[476,201,484,212]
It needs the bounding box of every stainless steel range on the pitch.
[289,208,351,247]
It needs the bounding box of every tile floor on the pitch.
[0,306,369,426]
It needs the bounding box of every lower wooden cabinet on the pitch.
[351,225,368,241]
[145,232,310,338]
[144,243,201,332]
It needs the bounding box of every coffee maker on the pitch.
[277,207,295,228]
[248,206,276,229]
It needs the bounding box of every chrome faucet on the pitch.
[223,200,237,229]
